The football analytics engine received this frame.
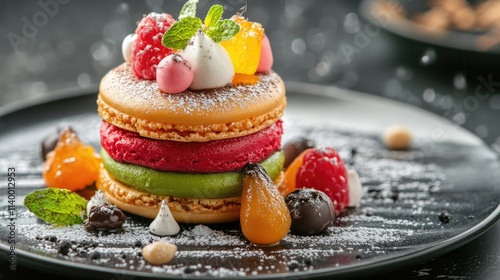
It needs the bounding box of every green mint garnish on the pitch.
[204,4,223,29]
[162,2,240,50]
[179,0,198,20]
[162,17,202,50]
[202,5,240,42]
[24,188,88,227]
[206,19,240,43]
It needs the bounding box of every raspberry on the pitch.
[131,12,175,80]
[295,147,349,215]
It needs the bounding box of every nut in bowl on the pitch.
[362,0,500,53]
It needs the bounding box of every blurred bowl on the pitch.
[360,0,500,54]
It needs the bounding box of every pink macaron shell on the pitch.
[257,34,274,73]
[156,54,194,94]
[100,120,283,173]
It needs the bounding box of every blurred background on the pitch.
[1,0,499,154]
[1,1,500,279]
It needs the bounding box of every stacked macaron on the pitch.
[96,3,286,224]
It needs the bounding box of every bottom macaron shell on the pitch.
[100,120,283,173]
[100,149,285,199]
[97,167,286,223]
[96,168,242,224]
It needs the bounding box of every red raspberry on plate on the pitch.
[131,12,175,80]
[296,147,349,215]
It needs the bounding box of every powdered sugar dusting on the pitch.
[100,63,282,115]
[2,114,496,278]
[11,214,413,277]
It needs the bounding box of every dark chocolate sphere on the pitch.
[285,188,335,235]
[282,137,315,168]
[84,203,126,232]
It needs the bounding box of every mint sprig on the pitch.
[162,1,240,50]
[163,17,203,50]
[178,0,198,20]
[24,188,88,227]
[204,4,223,29]
[206,19,241,43]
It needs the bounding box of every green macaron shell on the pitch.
[101,149,284,199]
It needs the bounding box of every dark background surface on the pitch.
[1,0,499,279]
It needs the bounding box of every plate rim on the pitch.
[1,83,499,279]
[0,85,99,118]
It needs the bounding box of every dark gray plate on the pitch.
[1,83,499,279]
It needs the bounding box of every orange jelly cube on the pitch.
[221,16,264,75]
[232,73,260,86]
[43,128,101,192]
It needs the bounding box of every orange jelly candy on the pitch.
[43,128,101,192]
[232,73,260,86]
[282,149,312,196]
[221,16,264,75]
[240,163,291,245]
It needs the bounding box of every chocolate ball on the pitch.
[285,188,335,235]
[283,137,315,168]
[84,203,126,232]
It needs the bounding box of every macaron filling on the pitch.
[101,149,284,199]
[100,120,283,173]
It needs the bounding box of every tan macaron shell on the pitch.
[97,167,242,224]
[98,63,287,142]
[96,167,286,224]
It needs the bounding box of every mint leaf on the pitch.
[164,1,240,49]
[162,17,202,49]
[206,19,240,43]
[24,188,88,226]
[179,0,199,20]
[204,5,223,29]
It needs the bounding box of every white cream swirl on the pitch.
[179,30,234,90]
[86,190,110,216]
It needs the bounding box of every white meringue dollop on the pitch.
[122,33,137,65]
[179,30,234,90]
[347,169,363,207]
[149,200,180,236]
[86,190,110,216]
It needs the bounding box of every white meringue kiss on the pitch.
[149,200,180,236]
[179,30,234,90]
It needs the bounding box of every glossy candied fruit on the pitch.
[282,148,312,196]
[43,128,101,192]
[40,125,75,161]
[221,16,264,75]
[240,163,291,245]
[231,73,260,86]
